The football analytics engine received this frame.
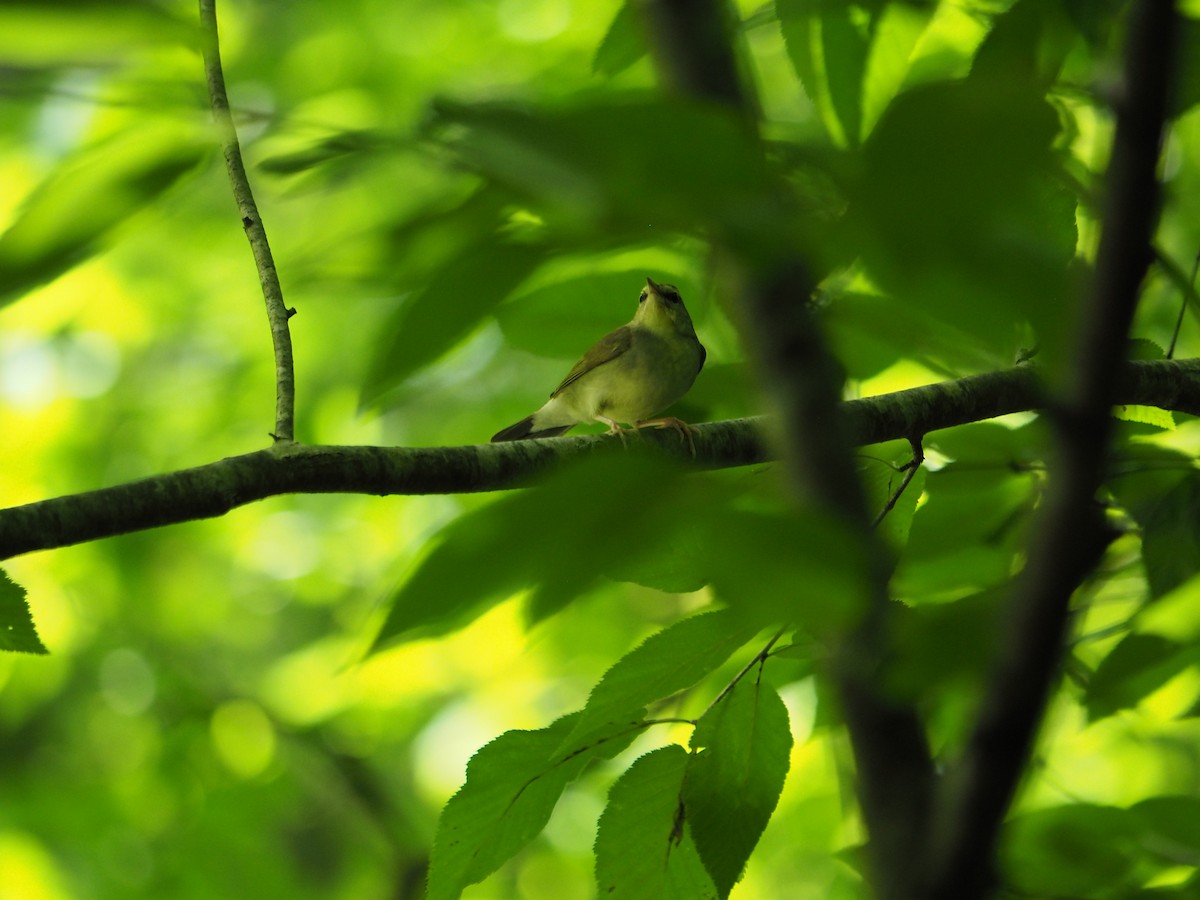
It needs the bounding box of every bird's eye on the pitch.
[639,291,648,303]
[665,290,681,304]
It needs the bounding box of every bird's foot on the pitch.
[636,417,698,457]
[596,415,632,445]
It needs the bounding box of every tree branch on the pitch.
[634,0,757,118]
[924,4,1180,897]
[3,358,1195,561]
[199,0,296,443]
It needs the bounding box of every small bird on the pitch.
[491,277,706,443]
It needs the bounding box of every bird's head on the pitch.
[636,277,697,337]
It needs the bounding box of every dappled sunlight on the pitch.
[0,830,73,900]
[210,699,278,780]
[1030,709,1200,810]
[0,0,1197,898]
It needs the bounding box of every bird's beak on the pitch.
[645,277,661,294]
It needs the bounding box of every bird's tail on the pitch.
[491,416,572,442]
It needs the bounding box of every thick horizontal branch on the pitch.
[2,358,1198,560]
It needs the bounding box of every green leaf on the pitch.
[495,266,701,360]
[594,746,718,899]
[257,129,396,174]
[609,475,872,616]
[860,2,934,136]
[849,76,1075,358]
[1106,445,1194,528]
[1000,804,1142,898]
[970,0,1075,87]
[1169,18,1200,119]
[702,506,870,632]
[778,0,932,147]
[425,97,785,242]
[896,431,1038,601]
[1127,338,1166,360]
[0,570,47,655]
[0,121,208,308]
[1129,796,1200,859]
[684,678,792,897]
[1060,0,1126,49]
[1084,633,1200,722]
[780,0,870,147]
[824,290,1006,377]
[1113,404,1174,431]
[0,1,193,64]
[371,456,870,654]
[593,2,644,77]
[370,454,688,651]
[887,585,1008,702]
[362,239,547,403]
[427,712,638,900]
[1136,472,1200,601]
[860,441,926,551]
[1138,573,1200,644]
[558,610,763,754]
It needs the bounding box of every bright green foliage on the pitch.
[0,569,46,654]
[427,712,638,900]
[852,77,1076,360]
[373,454,871,651]
[0,122,209,308]
[778,0,934,147]
[372,454,690,647]
[423,612,789,897]
[363,240,548,404]
[685,677,792,897]
[1129,472,1200,601]
[556,609,763,753]
[1000,796,1200,897]
[594,746,718,899]
[592,3,645,78]
[495,264,703,360]
[1084,632,1200,722]
[859,440,927,550]
[2,0,1200,898]
[1001,803,1146,897]
[417,97,788,251]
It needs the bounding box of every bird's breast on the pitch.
[580,329,701,423]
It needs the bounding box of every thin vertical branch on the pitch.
[924,4,1179,897]
[198,0,296,443]
[1166,245,1200,358]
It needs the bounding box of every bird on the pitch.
[491,277,706,445]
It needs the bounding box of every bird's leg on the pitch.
[635,417,697,457]
[595,414,631,445]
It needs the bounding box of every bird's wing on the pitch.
[550,325,633,397]
[697,341,707,374]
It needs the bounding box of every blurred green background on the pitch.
[3,0,1200,897]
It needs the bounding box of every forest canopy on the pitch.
[1,1,1199,899]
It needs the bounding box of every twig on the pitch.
[699,626,787,718]
[870,437,925,530]
[198,0,296,443]
[1166,243,1200,358]
[923,4,1179,897]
